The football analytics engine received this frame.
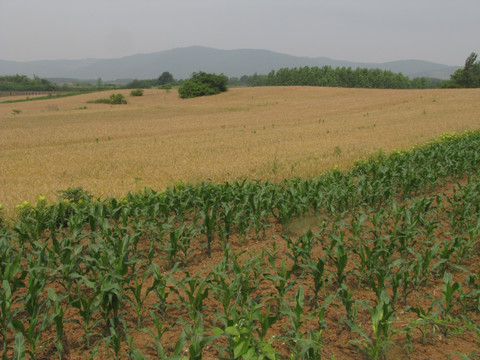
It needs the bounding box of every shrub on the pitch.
[109,93,127,104]
[178,72,228,99]
[159,83,172,90]
[88,98,112,104]
[87,93,127,105]
[130,89,144,96]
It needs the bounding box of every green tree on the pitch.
[158,71,174,86]
[178,72,228,99]
[450,52,480,88]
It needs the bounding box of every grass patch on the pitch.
[0,92,91,104]
[87,93,127,105]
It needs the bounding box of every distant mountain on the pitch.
[0,46,460,81]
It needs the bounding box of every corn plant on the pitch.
[436,272,461,319]
[289,295,333,360]
[164,219,200,267]
[12,260,53,358]
[199,198,218,257]
[47,288,67,358]
[127,264,165,329]
[302,255,327,306]
[348,291,399,360]
[98,275,124,335]
[151,264,174,319]
[337,283,357,324]
[213,301,277,360]
[140,310,170,358]
[0,237,26,359]
[182,314,216,360]
[218,200,236,245]
[70,275,101,347]
[173,271,210,323]
[283,229,316,268]
[209,257,239,315]
[327,235,348,286]
[410,302,442,344]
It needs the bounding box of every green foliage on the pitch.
[158,71,174,86]
[0,75,57,92]
[124,79,156,89]
[178,71,228,98]
[264,66,431,89]
[124,72,175,89]
[130,89,144,96]
[87,93,127,105]
[56,187,93,204]
[87,98,112,104]
[159,83,172,90]
[109,93,127,104]
[449,52,480,88]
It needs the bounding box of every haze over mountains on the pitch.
[0,46,459,82]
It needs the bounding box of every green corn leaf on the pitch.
[13,333,25,360]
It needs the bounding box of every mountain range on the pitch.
[0,46,460,82]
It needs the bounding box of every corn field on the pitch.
[1,130,480,359]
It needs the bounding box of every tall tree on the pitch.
[158,72,174,85]
[450,52,480,88]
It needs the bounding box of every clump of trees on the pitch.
[443,52,480,88]
[261,66,431,89]
[178,72,228,98]
[0,75,58,91]
[124,71,175,89]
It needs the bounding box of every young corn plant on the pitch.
[199,198,218,257]
[302,255,327,306]
[0,238,26,359]
[182,314,216,360]
[151,265,174,320]
[164,219,200,267]
[291,295,334,360]
[127,264,165,329]
[140,310,170,359]
[98,272,125,336]
[348,291,399,360]
[12,262,53,359]
[213,298,277,360]
[70,274,101,347]
[328,237,348,287]
[432,272,462,335]
[173,271,210,323]
[47,288,68,359]
[283,229,316,269]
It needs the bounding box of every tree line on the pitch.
[0,75,57,92]
[2,52,478,92]
[258,66,432,89]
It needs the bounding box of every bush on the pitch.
[87,93,127,105]
[130,89,144,96]
[109,93,127,104]
[87,98,112,104]
[178,72,228,99]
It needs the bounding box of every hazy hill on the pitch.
[0,46,459,81]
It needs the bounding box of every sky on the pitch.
[0,0,479,66]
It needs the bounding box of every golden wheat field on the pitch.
[1,86,479,216]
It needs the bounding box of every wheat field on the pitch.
[1,86,479,216]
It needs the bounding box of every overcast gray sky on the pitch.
[1,0,478,66]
